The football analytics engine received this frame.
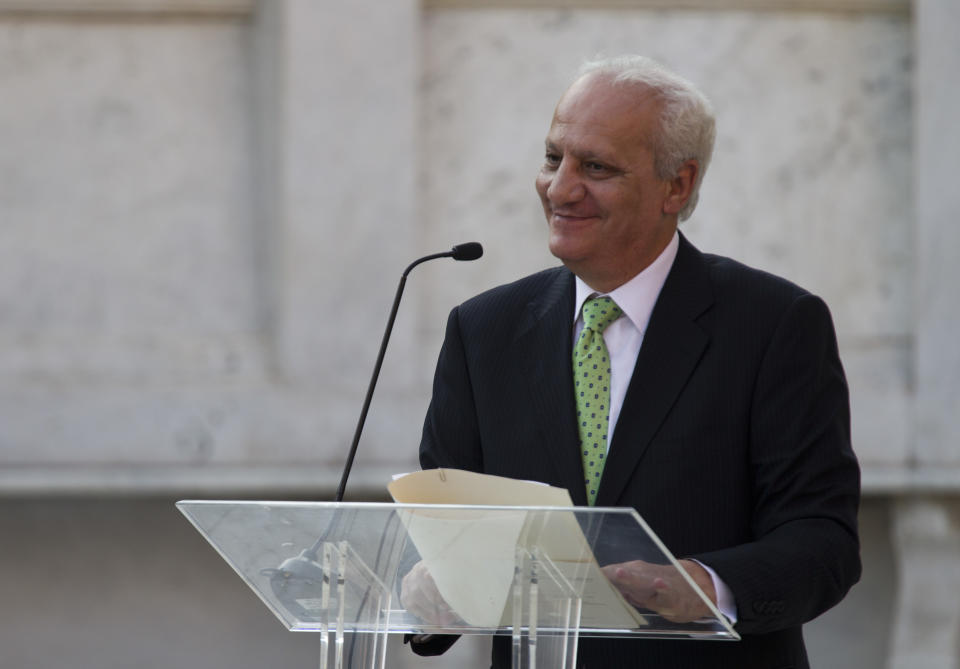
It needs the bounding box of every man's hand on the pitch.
[600,559,718,623]
[400,560,464,627]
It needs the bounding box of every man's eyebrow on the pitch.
[542,139,625,171]
[544,140,609,161]
[573,148,619,167]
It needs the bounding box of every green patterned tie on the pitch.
[574,296,623,506]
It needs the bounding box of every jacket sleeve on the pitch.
[692,293,861,635]
[420,305,484,473]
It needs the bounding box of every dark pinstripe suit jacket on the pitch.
[419,234,861,668]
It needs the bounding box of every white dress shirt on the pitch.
[571,231,737,623]
[573,232,680,443]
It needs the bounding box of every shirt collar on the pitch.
[573,231,680,334]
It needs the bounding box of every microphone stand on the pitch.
[262,243,482,658]
[335,243,481,502]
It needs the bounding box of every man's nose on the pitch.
[546,160,585,205]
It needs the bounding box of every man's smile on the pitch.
[549,211,601,224]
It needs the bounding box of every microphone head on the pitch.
[451,242,483,261]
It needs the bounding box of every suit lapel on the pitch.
[597,235,714,506]
[512,270,589,505]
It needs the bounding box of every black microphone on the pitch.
[334,242,483,502]
[451,242,482,261]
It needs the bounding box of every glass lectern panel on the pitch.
[177,501,738,643]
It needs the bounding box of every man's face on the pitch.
[535,74,679,291]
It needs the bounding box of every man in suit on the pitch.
[408,55,860,668]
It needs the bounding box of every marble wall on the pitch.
[0,1,426,493]
[0,1,933,493]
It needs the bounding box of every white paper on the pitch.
[389,469,647,629]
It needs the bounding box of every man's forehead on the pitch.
[549,74,660,141]
[545,84,657,153]
[544,120,624,155]
[558,73,660,114]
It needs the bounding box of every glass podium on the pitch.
[177,501,739,668]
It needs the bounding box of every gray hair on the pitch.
[577,55,716,221]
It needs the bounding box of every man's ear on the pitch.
[662,160,699,216]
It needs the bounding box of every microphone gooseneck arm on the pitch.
[334,242,483,502]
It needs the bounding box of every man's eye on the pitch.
[544,153,561,166]
[585,162,608,173]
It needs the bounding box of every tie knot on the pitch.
[581,296,622,334]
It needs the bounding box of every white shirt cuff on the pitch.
[691,560,738,624]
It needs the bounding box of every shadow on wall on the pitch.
[0,496,891,669]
